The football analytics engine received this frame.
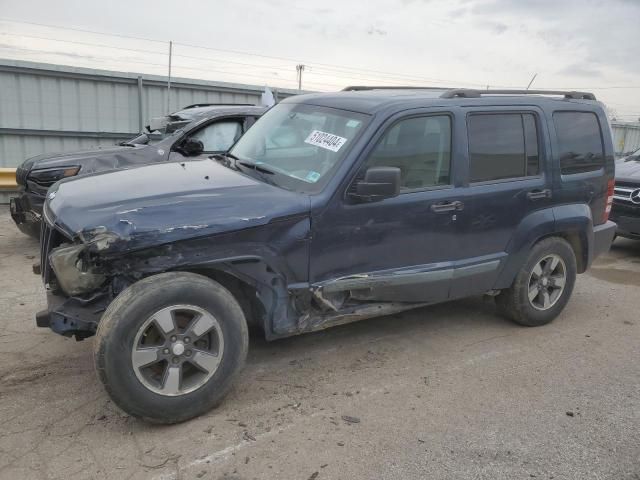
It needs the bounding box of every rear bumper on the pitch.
[590,220,617,264]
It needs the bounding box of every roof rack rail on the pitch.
[342,86,451,92]
[440,89,596,100]
[182,103,255,109]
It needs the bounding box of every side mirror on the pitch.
[181,138,204,156]
[349,166,401,202]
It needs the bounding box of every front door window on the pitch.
[365,115,452,191]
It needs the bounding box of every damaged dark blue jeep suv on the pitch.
[36,87,616,423]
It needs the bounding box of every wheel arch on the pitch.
[554,230,587,273]
[183,266,265,333]
[167,256,293,339]
[494,204,592,289]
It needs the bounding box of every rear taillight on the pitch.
[603,178,614,223]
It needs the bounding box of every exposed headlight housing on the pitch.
[29,166,81,187]
[49,243,105,296]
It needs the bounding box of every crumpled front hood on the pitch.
[616,158,640,183]
[46,160,310,252]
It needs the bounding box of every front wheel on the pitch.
[94,272,249,423]
[496,237,577,327]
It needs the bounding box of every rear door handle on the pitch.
[430,200,464,213]
[527,189,551,200]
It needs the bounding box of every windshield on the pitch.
[229,103,369,193]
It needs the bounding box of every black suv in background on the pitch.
[36,87,616,423]
[611,148,640,239]
[10,104,266,237]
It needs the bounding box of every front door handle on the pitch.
[527,189,552,200]
[430,200,464,213]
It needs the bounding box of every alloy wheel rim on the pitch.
[131,305,224,396]
[527,254,567,311]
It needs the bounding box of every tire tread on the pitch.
[94,272,248,424]
[496,237,577,327]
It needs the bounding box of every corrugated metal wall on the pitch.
[0,59,300,169]
[612,122,640,157]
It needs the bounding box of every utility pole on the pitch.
[526,73,538,90]
[296,64,305,91]
[167,40,173,114]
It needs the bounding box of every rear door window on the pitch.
[553,111,604,174]
[468,113,539,183]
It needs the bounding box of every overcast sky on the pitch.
[0,0,639,119]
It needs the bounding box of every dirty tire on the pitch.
[496,237,577,327]
[16,219,41,239]
[94,272,249,424]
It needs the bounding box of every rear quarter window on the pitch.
[553,111,604,175]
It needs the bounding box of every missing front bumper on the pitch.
[35,291,109,340]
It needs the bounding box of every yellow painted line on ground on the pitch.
[0,168,17,189]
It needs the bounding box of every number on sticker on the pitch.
[304,130,348,152]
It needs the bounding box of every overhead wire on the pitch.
[2,17,640,98]
[0,17,516,88]
[0,45,317,89]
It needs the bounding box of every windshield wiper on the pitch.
[211,152,240,170]
[238,160,275,175]
[211,154,277,185]
[236,160,279,186]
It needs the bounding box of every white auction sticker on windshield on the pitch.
[304,130,348,152]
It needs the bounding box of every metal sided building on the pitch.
[612,121,640,158]
[0,58,300,201]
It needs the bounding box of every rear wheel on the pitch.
[496,237,577,326]
[94,272,249,423]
